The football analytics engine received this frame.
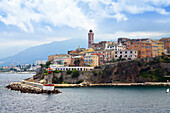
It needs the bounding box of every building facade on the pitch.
[114,50,138,60]
[54,56,72,67]
[105,42,126,51]
[84,55,99,67]
[151,40,159,57]
[158,41,164,56]
[130,41,152,58]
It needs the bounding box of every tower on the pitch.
[88,30,94,48]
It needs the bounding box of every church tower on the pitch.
[88,30,94,48]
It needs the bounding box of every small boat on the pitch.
[166,88,169,93]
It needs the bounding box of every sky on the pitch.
[0,0,170,59]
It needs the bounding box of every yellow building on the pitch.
[158,41,164,56]
[151,40,159,57]
[84,55,99,67]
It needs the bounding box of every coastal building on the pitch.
[130,41,152,58]
[150,40,159,57]
[79,48,95,56]
[103,50,114,62]
[54,56,72,67]
[68,50,79,56]
[90,41,106,51]
[158,41,164,56]
[114,50,138,60]
[105,42,126,51]
[88,30,94,48]
[84,55,99,67]
[48,55,56,62]
[164,40,170,54]
[160,38,170,54]
[159,38,170,43]
[71,56,84,66]
[85,51,103,56]
[118,38,130,43]
[55,67,94,71]
[91,53,104,65]
[36,60,47,65]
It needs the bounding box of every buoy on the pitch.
[166,88,169,93]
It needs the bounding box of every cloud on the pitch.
[96,31,170,40]
[0,0,95,32]
[0,0,169,32]
[45,26,52,32]
[82,0,170,22]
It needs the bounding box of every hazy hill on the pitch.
[0,38,87,66]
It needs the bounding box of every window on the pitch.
[115,55,117,57]
[115,52,117,54]
[125,51,127,54]
[125,55,127,57]
[130,51,132,54]
[120,51,122,54]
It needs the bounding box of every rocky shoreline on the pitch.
[5,81,170,94]
[6,82,61,94]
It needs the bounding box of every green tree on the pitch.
[74,59,80,66]
[46,61,51,68]
[71,69,80,78]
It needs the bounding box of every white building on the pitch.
[114,50,138,60]
[36,60,47,65]
[105,42,126,51]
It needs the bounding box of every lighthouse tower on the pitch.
[88,30,94,48]
[43,67,54,91]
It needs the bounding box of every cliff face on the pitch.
[33,57,170,84]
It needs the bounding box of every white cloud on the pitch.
[96,31,170,40]
[82,0,170,22]
[45,26,52,32]
[0,0,95,32]
[0,0,169,31]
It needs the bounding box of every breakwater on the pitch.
[54,82,170,88]
[6,81,61,94]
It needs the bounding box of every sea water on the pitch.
[0,73,170,113]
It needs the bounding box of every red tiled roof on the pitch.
[91,53,103,55]
[70,51,79,53]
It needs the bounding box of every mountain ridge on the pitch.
[0,38,87,66]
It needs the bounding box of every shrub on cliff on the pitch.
[53,70,61,73]
[140,68,165,82]
[92,70,98,76]
[71,69,80,78]
[66,70,72,74]
[53,76,63,84]
[43,69,48,73]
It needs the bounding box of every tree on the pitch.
[71,69,80,78]
[74,59,80,66]
[46,61,51,68]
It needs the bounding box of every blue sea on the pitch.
[0,73,170,113]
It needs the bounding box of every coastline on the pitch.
[5,80,170,94]
[54,82,170,88]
